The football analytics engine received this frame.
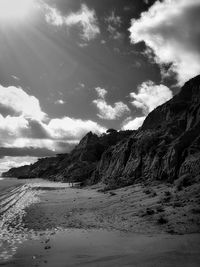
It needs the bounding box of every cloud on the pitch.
[47,117,106,140]
[11,75,20,81]
[107,25,123,40]
[93,100,130,120]
[45,5,64,26]
[0,114,28,140]
[130,81,172,115]
[0,115,49,142]
[93,87,130,120]
[0,85,46,120]
[95,87,107,98]
[0,84,106,159]
[0,113,106,151]
[129,0,200,85]
[0,147,55,158]
[105,11,122,27]
[0,156,37,174]
[101,40,106,45]
[21,119,50,139]
[79,83,85,88]
[105,11,123,40]
[65,4,100,41]
[55,99,65,105]
[45,4,100,41]
[122,116,146,130]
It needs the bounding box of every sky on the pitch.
[0,0,200,173]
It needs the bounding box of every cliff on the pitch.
[3,130,133,182]
[93,75,200,188]
[3,75,200,188]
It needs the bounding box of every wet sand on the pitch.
[4,230,200,267]
[0,180,200,266]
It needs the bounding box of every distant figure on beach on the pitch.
[69,182,74,187]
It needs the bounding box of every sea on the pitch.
[0,177,24,194]
[0,177,41,261]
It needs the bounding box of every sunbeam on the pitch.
[0,0,35,21]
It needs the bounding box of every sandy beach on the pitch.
[0,179,200,266]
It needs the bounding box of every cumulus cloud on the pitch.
[47,117,106,140]
[45,5,63,26]
[129,0,200,85]
[93,87,130,120]
[0,113,106,151]
[130,81,172,115]
[0,113,105,147]
[0,84,106,162]
[95,87,107,98]
[122,116,146,130]
[0,115,28,146]
[0,85,46,120]
[45,4,100,41]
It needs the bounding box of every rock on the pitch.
[92,75,200,188]
[175,174,194,191]
[3,75,200,190]
[3,130,133,183]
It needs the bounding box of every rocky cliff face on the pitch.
[3,130,133,182]
[3,76,200,188]
[93,75,200,188]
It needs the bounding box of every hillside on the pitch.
[93,75,200,188]
[3,75,200,190]
[3,130,133,183]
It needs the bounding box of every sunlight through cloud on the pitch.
[0,0,34,21]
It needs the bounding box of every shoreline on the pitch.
[0,179,200,266]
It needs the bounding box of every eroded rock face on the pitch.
[3,76,200,188]
[92,75,200,188]
[3,131,133,183]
